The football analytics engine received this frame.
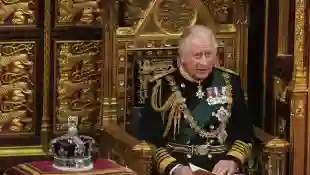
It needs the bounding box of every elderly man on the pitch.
[137,25,253,175]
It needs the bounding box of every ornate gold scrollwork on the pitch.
[56,0,101,25]
[136,58,174,104]
[153,0,197,35]
[55,40,102,131]
[136,59,154,104]
[201,0,234,23]
[0,0,35,25]
[0,42,35,133]
[121,0,150,28]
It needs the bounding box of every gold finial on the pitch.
[132,141,154,151]
[132,141,155,158]
[265,138,290,154]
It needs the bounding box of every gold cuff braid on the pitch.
[154,147,176,174]
[227,140,252,164]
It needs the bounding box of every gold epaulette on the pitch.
[149,68,177,83]
[215,66,239,76]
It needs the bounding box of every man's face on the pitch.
[181,37,216,80]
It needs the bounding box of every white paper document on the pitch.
[189,163,209,172]
[189,163,245,175]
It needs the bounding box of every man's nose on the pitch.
[200,56,210,65]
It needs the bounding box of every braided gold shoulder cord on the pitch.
[151,75,218,139]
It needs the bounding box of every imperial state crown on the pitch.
[51,116,95,171]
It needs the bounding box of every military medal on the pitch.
[206,86,233,105]
[196,81,205,99]
[181,83,186,88]
[215,106,230,123]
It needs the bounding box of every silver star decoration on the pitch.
[196,81,205,99]
[196,88,205,99]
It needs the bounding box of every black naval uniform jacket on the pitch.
[137,67,254,174]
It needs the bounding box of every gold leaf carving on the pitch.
[293,0,306,87]
[122,0,150,27]
[154,0,197,35]
[136,52,175,104]
[295,98,305,119]
[289,1,307,174]
[291,1,306,121]
[136,60,156,104]
[0,0,35,25]
[56,0,101,25]
[0,42,35,133]
[200,0,233,23]
[55,40,102,131]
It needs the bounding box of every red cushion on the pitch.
[4,159,137,175]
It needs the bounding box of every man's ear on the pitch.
[214,57,219,67]
[177,57,183,67]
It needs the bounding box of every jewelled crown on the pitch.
[51,116,95,171]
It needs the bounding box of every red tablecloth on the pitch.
[4,159,137,175]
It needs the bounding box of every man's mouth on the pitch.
[196,68,209,72]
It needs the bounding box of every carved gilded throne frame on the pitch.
[114,0,249,129]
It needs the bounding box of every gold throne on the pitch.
[99,0,290,175]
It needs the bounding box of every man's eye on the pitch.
[194,53,202,58]
[205,52,212,57]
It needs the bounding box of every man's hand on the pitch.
[172,165,193,175]
[212,160,238,175]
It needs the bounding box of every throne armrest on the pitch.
[248,126,290,175]
[100,125,290,175]
[100,124,154,175]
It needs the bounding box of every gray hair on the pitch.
[178,25,218,58]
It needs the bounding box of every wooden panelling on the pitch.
[290,0,308,175]
[306,1,310,175]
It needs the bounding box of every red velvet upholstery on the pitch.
[4,159,137,175]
